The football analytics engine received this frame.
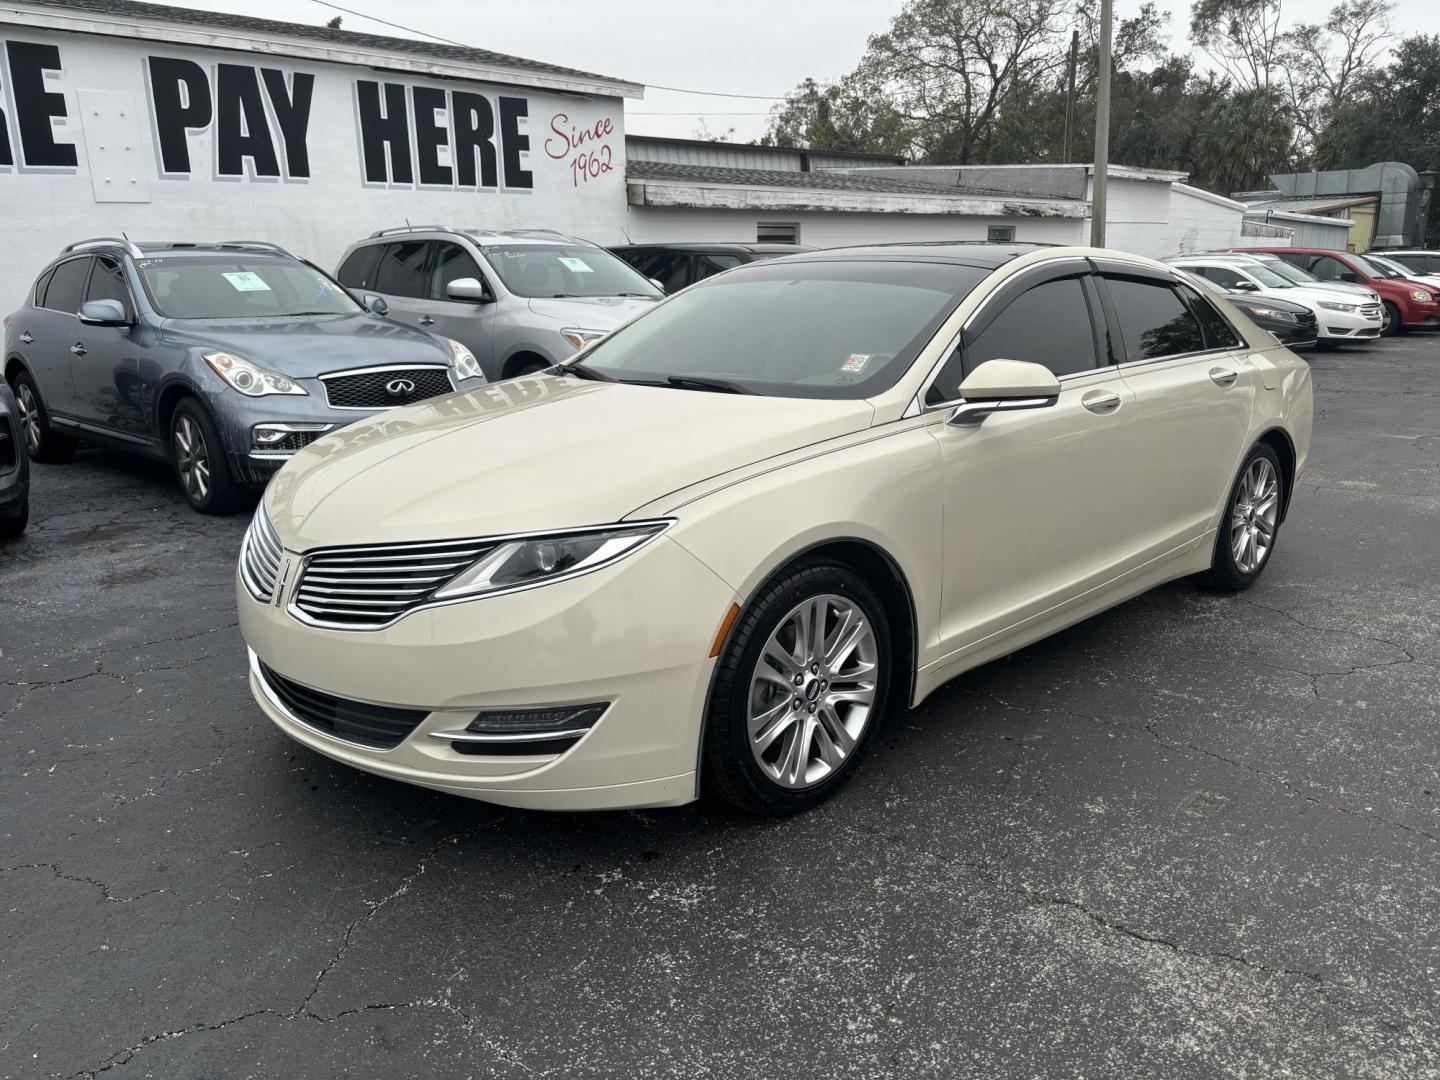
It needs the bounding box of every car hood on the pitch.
[265,375,875,549]
[160,313,452,377]
[1277,284,1377,304]
[525,296,658,330]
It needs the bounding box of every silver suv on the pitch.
[336,227,663,381]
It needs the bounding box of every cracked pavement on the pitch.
[2,335,1439,1078]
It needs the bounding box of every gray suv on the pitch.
[3,239,485,514]
[336,227,662,381]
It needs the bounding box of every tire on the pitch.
[1382,302,1404,336]
[170,398,244,515]
[1195,443,1285,592]
[702,557,892,815]
[0,499,27,539]
[10,370,75,463]
[509,358,551,378]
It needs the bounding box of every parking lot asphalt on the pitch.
[2,336,1438,1080]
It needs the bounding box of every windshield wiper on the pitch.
[664,375,754,395]
[556,359,614,382]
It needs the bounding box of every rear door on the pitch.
[1097,264,1255,561]
[71,255,148,440]
[928,262,1140,660]
[21,256,91,419]
[370,241,433,329]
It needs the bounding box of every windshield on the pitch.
[572,259,986,399]
[139,256,362,319]
[1368,255,1416,279]
[1239,263,1295,288]
[483,244,661,299]
[1256,258,1320,285]
[1345,253,1390,278]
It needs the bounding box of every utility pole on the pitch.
[1091,0,1112,247]
[1062,30,1079,164]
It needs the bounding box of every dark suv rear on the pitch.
[610,243,816,294]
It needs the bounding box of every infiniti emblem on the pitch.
[385,377,417,397]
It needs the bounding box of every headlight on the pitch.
[1411,289,1434,303]
[1316,301,1356,312]
[1249,307,1297,322]
[561,328,606,352]
[445,338,483,381]
[204,352,306,396]
[432,522,669,600]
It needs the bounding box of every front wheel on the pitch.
[0,500,27,539]
[1382,302,1403,336]
[1195,443,1285,592]
[703,558,891,815]
[170,399,244,515]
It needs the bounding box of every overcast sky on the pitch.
[153,0,1440,142]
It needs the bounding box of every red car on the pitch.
[1226,247,1440,335]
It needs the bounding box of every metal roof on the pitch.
[13,0,638,92]
[626,160,1059,201]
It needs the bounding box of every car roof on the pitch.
[358,227,597,248]
[611,242,818,254]
[51,239,300,264]
[764,241,1064,270]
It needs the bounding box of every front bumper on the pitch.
[239,533,738,810]
[1315,308,1383,340]
[210,375,487,487]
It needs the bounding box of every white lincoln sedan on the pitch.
[238,244,1312,815]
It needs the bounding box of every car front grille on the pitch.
[321,366,453,410]
[1360,303,1383,319]
[291,537,497,629]
[258,661,427,749]
[239,505,285,602]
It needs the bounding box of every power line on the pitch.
[306,0,789,100]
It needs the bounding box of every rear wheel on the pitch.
[0,499,27,539]
[170,399,244,515]
[703,558,891,815]
[1196,443,1285,592]
[1382,302,1403,336]
[11,370,75,463]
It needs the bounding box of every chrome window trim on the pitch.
[285,519,675,632]
[906,256,1098,417]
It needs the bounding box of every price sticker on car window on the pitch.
[841,353,872,374]
[222,271,272,292]
[557,257,594,273]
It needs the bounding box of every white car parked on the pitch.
[1367,253,1440,296]
[239,244,1313,815]
[1168,255,1385,344]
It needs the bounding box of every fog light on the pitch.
[466,703,607,736]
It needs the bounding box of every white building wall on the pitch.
[626,206,1085,248]
[0,25,628,312]
[1166,187,1244,254]
[1083,176,1172,258]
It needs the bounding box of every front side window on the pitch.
[374,242,430,298]
[43,258,91,313]
[631,252,691,293]
[138,257,363,319]
[1196,265,1247,289]
[1105,276,1206,361]
[577,260,986,400]
[1308,255,1357,282]
[482,244,661,299]
[87,257,135,320]
[429,242,486,301]
[927,276,1098,404]
[695,253,744,280]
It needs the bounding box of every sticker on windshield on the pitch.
[222,271,272,292]
[841,353,873,374]
[557,256,594,273]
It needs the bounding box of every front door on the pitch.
[926,267,1140,663]
[18,256,90,419]
[421,240,497,377]
[70,255,148,440]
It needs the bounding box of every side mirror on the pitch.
[79,299,130,326]
[446,277,492,303]
[1339,271,1358,283]
[364,294,389,316]
[1231,280,1260,292]
[649,278,665,292]
[949,359,1061,426]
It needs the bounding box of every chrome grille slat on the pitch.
[239,506,285,602]
[293,536,498,629]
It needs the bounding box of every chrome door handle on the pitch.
[1082,390,1122,413]
[418,316,435,326]
[19,331,33,344]
[70,343,87,356]
[1209,367,1238,387]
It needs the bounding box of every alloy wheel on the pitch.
[16,383,40,455]
[747,593,879,789]
[173,415,211,503]
[1230,457,1279,573]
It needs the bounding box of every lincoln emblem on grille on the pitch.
[385,378,417,397]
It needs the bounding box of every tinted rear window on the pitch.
[337,246,382,290]
[43,258,91,313]
[1105,277,1206,360]
[374,242,429,298]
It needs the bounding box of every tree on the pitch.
[1283,0,1394,146]
[1190,85,1296,191]
[761,77,907,155]
[1314,33,1440,175]
[1190,0,1289,91]
[326,15,342,28]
